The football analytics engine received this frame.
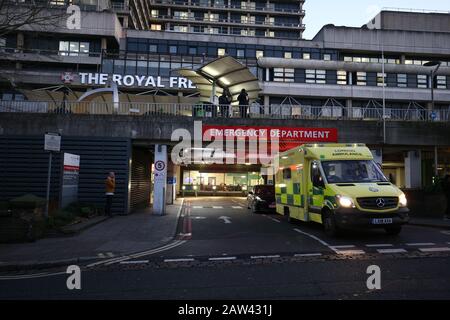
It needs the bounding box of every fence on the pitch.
[0,101,449,122]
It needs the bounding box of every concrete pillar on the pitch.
[400,54,406,64]
[16,32,24,69]
[264,95,270,115]
[153,144,168,215]
[346,99,353,118]
[101,38,107,52]
[404,150,422,189]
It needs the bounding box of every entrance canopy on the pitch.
[176,56,261,105]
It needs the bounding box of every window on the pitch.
[174,11,191,20]
[273,68,294,82]
[337,70,347,85]
[150,24,162,30]
[356,72,367,86]
[284,52,292,59]
[204,13,219,22]
[169,45,177,54]
[344,56,352,62]
[237,49,245,58]
[173,25,189,32]
[283,168,291,180]
[305,69,326,84]
[302,53,310,60]
[151,10,159,18]
[59,41,89,56]
[189,47,197,55]
[377,73,386,87]
[323,54,331,61]
[241,29,255,36]
[417,75,428,89]
[265,17,274,25]
[0,37,6,48]
[256,50,264,58]
[205,27,219,34]
[265,31,274,37]
[436,76,446,89]
[397,74,407,87]
[218,48,226,56]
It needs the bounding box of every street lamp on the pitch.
[424,61,442,178]
[423,61,442,112]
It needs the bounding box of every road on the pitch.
[1,196,450,299]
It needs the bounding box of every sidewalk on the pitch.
[409,216,450,229]
[0,199,183,270]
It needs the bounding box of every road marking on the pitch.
[87,240,187,267]
[440,231,450,235]
[419,247,450,253]
[336,250,365,255]
[193,206,203,209]
[268,217,281,223]
[208,257,237,261]
[294,253,322,257]
[120,260,149,264]
[218,216,232,224]
[366,244,394,248]
[330,245,355,249]
[97,253,105,258]
[377,248,407,254]
[293,228,339,253]
[213,206,224,209]
[232,206,243,209]
[0,271,67,281]
[250,255,280,259]
[406,243,435,246]
[106,252,114,257]
[164,258,195,263]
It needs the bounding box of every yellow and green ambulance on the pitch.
[275,143,409,236]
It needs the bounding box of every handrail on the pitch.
[0,101,448,122]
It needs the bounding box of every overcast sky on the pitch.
[303,0,450,39]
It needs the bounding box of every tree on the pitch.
[0,0,67,37]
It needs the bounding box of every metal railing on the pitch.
[1,101,449,122]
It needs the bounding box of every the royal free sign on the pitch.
[202,126,338,142]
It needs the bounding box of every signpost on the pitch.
[60,153,80,208]
[44,133,61,218]
[153,145,168,215]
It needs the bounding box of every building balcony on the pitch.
[150,15,305,30]
[149,0,305,16]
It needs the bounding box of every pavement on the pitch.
[0,198,183,271]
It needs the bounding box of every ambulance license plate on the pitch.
[371,218,393,225]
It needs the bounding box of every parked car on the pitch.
[247,185,276,213]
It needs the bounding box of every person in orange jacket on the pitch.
[105,172,115,217]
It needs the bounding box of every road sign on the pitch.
[219,216,232,224]
[44,133,61,152]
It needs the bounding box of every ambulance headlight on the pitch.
[399,193,407,207]
[336,195,354,208]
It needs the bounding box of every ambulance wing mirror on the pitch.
[313,175,325,189]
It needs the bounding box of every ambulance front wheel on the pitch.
[322,209,340,237]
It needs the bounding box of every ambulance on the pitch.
[275,143,409,236]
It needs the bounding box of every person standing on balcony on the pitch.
[238,88,249,118]
[105,172,116,217]
[219,89,232,118]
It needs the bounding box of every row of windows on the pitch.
[270,69,449,89]
[344,55,450,67]
[161,0,301,12]
[126,38,336,60]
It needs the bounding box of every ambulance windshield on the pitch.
[321,160,388,184]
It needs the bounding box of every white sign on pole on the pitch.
[44,133,61,152]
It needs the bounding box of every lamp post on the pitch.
[424,61,442,178]
[423,61,442,112]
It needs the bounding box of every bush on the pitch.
[63,202,101,218]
